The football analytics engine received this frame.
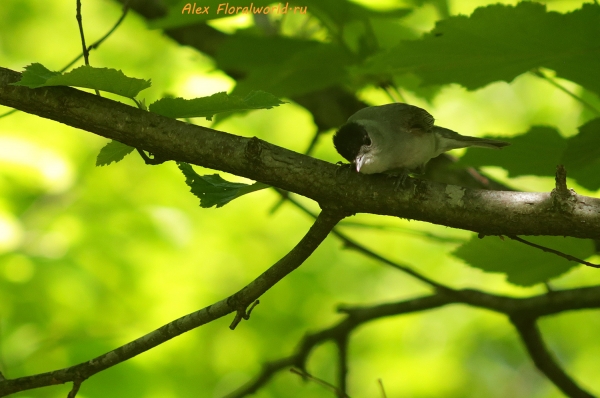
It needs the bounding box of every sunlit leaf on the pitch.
[12,63,151,98]
[359,3,600,95]
[149,91,285,120]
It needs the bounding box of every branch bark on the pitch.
[228,287,600,397]
[511,316,595,398]
[0,208,346,397]
[1,67,599,239]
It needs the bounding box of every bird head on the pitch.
[333,122,373,172]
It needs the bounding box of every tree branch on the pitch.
[508,235,600,268]
[511,316,595,398]
[223,357,297,398]
[278,190,448,290]
[115,0,519,196]
[335,333,349,397]
[1,67,598,239]
[61,1,130,73]
[289,368,351,398]
[0,208,346,397]
[226,294,454,397]
[229,286,600,397]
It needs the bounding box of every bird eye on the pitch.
[364,136,372,146]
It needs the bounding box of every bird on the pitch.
[333,103,510,180]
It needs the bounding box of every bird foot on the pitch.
[335,162,356,178]
[387,171,411,190]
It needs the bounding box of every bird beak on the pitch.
[355,155,365,173]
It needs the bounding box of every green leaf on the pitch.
[564,118,600,170]
[230,42,353,98]
[458,127,567,178]
[561,118,600,190]
[215,36,321,72]
[96,140,135,166]
[214,34,353,98]
[358,3,600,95]
[178,162,270,208]
[11,63,61,87]
[453,235,595,286]
[12,63,151,98]
[149,91,286,120]
[459,121,600,190]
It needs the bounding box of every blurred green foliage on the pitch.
[1,0,600,397]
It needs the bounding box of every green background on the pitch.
[1,0,599,397]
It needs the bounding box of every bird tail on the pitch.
[434,127,510,150]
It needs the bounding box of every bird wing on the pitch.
[348,103,435,136]
[393,104,435,135]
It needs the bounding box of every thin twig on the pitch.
[0,320,6,381]
[290,368,351,398]
[278,190,449,290]
[76,0,90,66]
[228,286,600,397]
[531,69,600,116]
[61,1,130,73]
[554,164,569,196]
[511,316,594,398]
[381,84,405,103]
[0,109,17,119]
[336,220,465,243]
[75,0,101,97]
[0,1,129,119]
[230,300,260,330]
[507,235,600,269]
[223,357,296,398]
[378,379,387,398]
[227,294,452,398]
[227,286,600,398]
[67,379,83,398]
[336,334,349,397]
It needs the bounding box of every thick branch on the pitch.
[0,208,345,397]
[1,67,599,239]
[117,0,522,193]
[511,316,595,398]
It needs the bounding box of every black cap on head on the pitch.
[333,122,371,162]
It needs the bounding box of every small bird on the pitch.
[333,103,510,179]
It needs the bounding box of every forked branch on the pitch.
[0,208,347,397]
[227,286,600,397]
